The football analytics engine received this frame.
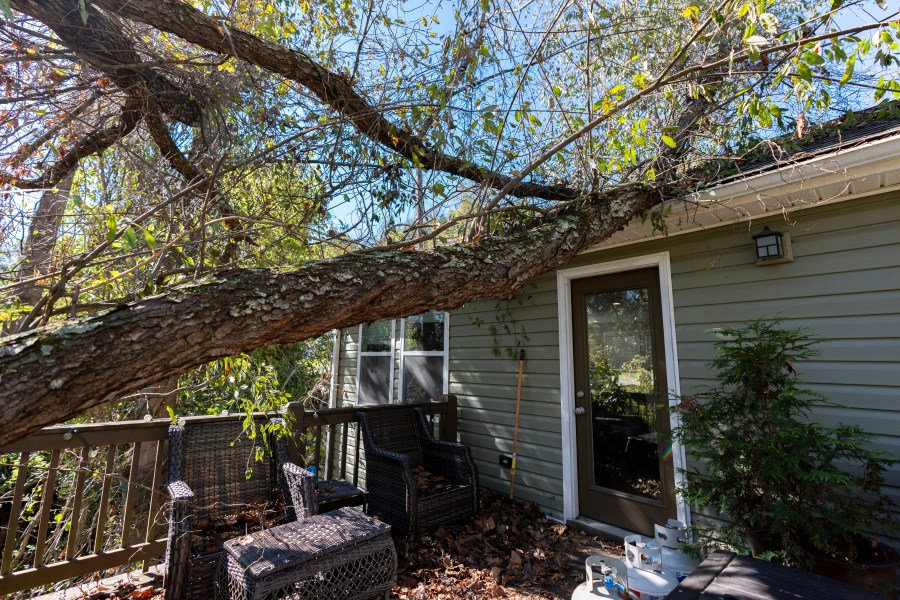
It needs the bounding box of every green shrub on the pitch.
[674,319,897,567]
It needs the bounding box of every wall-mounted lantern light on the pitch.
[752,226,793,265]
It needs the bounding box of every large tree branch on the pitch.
[92,0,580,201]
[7,97,144,190]
[11,0,203,126]
[0,183,660,445]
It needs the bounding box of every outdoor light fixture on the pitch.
[752,225,793,265]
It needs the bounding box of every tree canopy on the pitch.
[1,0,899,445]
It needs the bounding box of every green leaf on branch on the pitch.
[840,55,856,86]
[680,6,699,23]
[802,51,825,66]
[759,13,779,35]
[0,0,12,19]
[745,35,768,49]
[122,227,137,249]
[105,214,117,243]
[661,135,677,148]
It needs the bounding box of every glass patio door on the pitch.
[571,267,676,534]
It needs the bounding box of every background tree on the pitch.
[0,0,898,444]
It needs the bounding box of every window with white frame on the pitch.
[400,311,449,403]
[356,320,395,405]
[355,311,449,405]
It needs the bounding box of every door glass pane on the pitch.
[585,288,662,500]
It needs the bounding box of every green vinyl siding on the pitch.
[334,192,900,531]
[450,192,900,525]
[449,274,566,518]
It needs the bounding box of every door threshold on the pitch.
[567,516,638,543]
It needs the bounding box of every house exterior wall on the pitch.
[336,328,359,406]
[449,192,900,523]
[331,192,900,528]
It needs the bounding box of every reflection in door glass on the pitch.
[585,288,661,499]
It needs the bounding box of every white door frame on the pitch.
[556,251,690,525]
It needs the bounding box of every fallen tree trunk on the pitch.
[0,184,659,446]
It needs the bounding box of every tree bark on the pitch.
[0,184,660,446]
[11,0,202,126]
[15,172,77,308]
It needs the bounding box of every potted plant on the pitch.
[673,319,898,595]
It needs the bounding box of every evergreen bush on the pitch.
[674,319,897,567]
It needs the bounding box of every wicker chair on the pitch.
[165,419,307,600]
[356,407,478,534]
[269,419,366,518]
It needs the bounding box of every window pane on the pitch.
[404,311,445,352]
[402,356,444,403]
[358,355,392,405]
[361,321,393,352]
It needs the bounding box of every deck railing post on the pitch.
[441,394,458,442]
[282,402,307,465]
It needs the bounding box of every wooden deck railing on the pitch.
[0,419,170,596]
[0,396,458,596]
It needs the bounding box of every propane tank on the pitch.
[571,555,629,599]
[653,520,700,582]
[622,535,679,600]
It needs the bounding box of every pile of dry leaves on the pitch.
[392,490,621,599]
[67,491,620,600]
[70,581,162,600]
[191,499,283,554]
[412,466,454,495]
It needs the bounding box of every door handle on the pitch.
[574,407,585,416]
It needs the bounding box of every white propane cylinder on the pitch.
[622,535,679,600]
[571,555,629,600]
[653,520,701,581]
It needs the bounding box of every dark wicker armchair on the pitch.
[356,407,478,534]
[164,419,310,600]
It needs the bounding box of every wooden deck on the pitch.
[0,398,456,597]
[31,565,162,600]
[669,550,888,599]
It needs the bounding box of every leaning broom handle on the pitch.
[509,349,525,499]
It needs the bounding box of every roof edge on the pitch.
[588,132,900,253]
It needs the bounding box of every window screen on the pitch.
[358,320,394,404]
[402,355,444,402]
[358,355,392,405]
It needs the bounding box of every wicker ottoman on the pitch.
[218,507,396,600]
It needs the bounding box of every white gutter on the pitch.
[693,132,900,202]
[590,133,900,252]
